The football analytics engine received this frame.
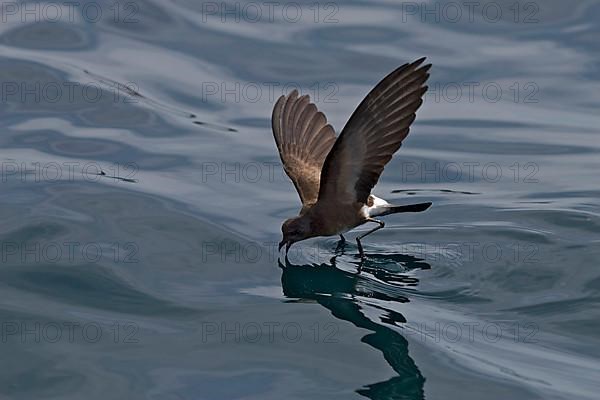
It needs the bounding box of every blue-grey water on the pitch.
[1,1,599,399]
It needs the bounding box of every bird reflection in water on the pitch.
[279,251,431,400]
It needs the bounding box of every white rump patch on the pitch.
[364,195,391,218]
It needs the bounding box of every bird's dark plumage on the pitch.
[273,58,432,257]
[319,57,430,204]
[272,90,337,208]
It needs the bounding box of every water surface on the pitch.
[1,1,599,399]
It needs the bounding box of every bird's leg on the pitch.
[335,234,346,255]
[356,219,385,259]
[356,237,365,259]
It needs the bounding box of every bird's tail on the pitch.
[372,202,432,217]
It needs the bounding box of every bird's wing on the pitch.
[318,58,430,205]
[272,89,337,206]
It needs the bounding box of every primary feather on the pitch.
[272,90,337,208]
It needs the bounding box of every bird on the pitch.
[273,57,432,259]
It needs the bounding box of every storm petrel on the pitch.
[273,57,432,258]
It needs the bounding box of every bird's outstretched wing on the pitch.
[272,90,337,206]
[318,58,431,204]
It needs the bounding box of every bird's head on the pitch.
[279,216,311,253]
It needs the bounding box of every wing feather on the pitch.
[318,58,431,204]
[272,90,337,206]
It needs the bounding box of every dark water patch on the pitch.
[0,58,190,137]
[501,296,600,315]
[498,209,600,235]
[96,170,137,183]
[6,129,188,170]
[412,133,594,155]
[0,221,68,242]
[392,188,480,195]
[0,356,86,399]
[83,67,238,132]
[583,276,600,293]
[417,118,540,129]
[0,22,94,50]
[524,190,600,200]
[192,120,238,132]
[0,265,198,316]
[490,266,565,293]
[550,318,600,343]
[0,186,48,205]
[411,288,493,304]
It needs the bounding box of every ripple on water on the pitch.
[0,265,196,316]
[0,22,94,50]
